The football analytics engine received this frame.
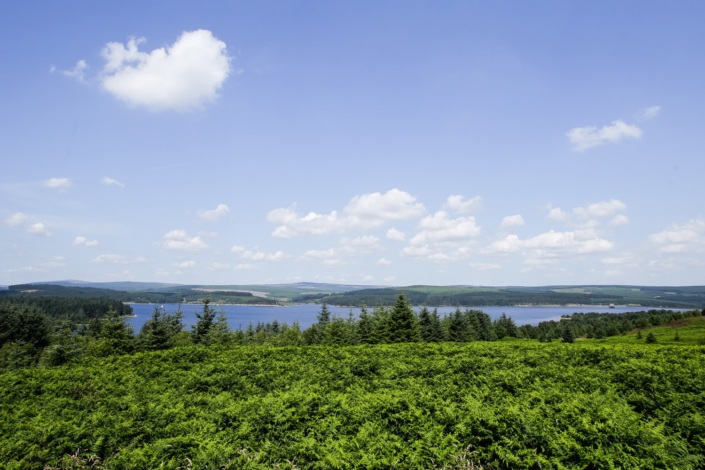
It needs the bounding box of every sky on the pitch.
[2,1,705,287]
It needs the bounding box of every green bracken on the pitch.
[1,341,704,469]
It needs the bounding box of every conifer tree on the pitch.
[192,299,217,344]
[138,305,184,351]
[388,293,420,343]
[448,308,472,342]
[357,307,376,344]
[561,324,575,343]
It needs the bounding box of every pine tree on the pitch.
[448,308,472,342]
[646,332,658,344]
[428,308,447,342]
[208,312,234,345]
[418,307,434,342]
[138,305,184,351]
[357,307,376,344]
[388,293,420,343]
[494,313,518,339]
[192,299,217,344]
[561,324,575,343]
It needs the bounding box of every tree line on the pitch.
[3,293,703,371]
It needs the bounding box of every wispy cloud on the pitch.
[74,236,99,247]
[198,203,230,221]
[53,60,88,83]
[641,105,661,120]
[102,176,125,188]
[27,222,52,237]
[443,195,482,213]
[567,120,642,151]
[43,177,72,189]
[5,212,28,227]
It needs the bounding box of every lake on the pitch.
[125,303,681,333]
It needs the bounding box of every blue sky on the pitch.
[2,1,704,286]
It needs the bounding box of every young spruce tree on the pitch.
[388,293,420,343]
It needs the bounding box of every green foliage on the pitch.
[1,342,704,468]
[191,300,217,344]
[138,305,185,351]
[646,332,658,344]
[562,324,575,343]
[0,303,50,348]
[388,293,420,343]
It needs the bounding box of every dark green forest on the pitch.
[2,293,705,468]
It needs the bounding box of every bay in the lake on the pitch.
[125,303,681,333]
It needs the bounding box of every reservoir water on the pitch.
[125,303,682,333]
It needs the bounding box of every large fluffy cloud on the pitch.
[100,30,231,111]
[268,189,425,238]
[567,120,642,151]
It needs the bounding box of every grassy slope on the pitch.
[590,315,705,346]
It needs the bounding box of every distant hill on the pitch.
[8,281,705,308]
[30,280,187,291]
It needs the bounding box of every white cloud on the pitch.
[175,260,196,268]
[73,236,99,247]
[575,199,627,218]
[547,207,568,221]
[409,211,481,245]
[487,230,614,259]
[443,195,482,213]
[102,176,125,188]
[92,254,128,264]
[567,120,642,151]
[302,248,338,260]
[55,60,88,83]
[27,223,51,237]
[376,257,392,266]
[268,189,425,237]
[234,263,256,270]
[609,214,629,227]
[641,105,661,120]
[231,245,285,261]
[100,30,231,111]
[549,200,628,227]
[162,229,208,251]
[386,228,406,242]
[500,214,525,228]
[43,177,72,189]
[198,203,230,221]
[5,212,28,227]
[649,218,705,254]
